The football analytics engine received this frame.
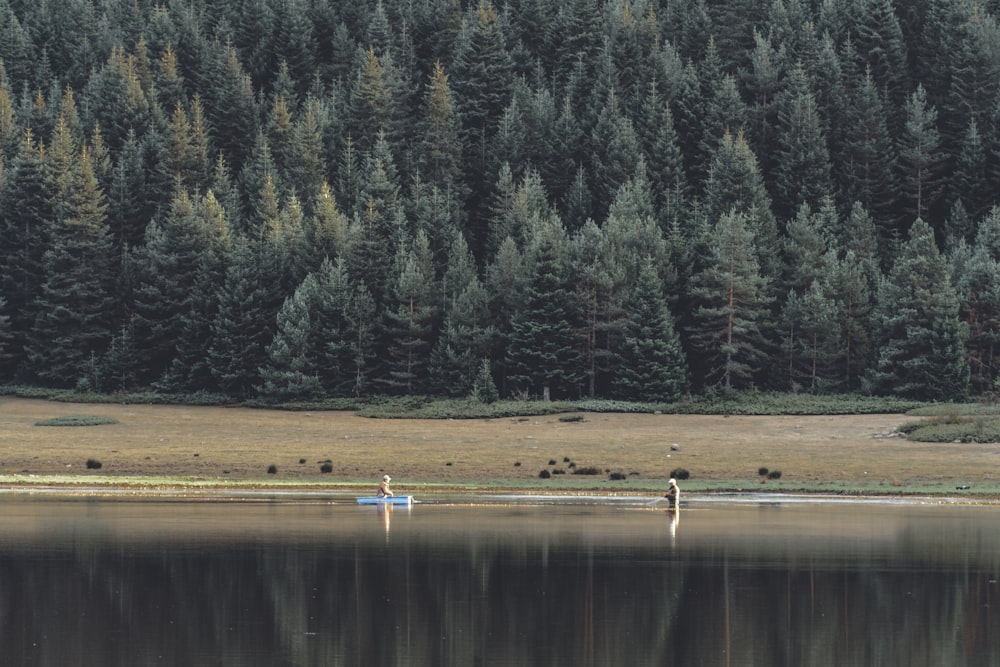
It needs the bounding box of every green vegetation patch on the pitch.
[35,415,119,427]
[899,414,1000,443]
[356,398,578,419]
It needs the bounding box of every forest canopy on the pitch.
[0,0,996,402]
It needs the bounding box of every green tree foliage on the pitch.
[259,276,323,400]
[771,64,833,222]
[382,232,439,394]
[208,235,274,398]
[506,223,582,399]
[25,145,115,386]
[951,208,1000,393]
[4,0,1000,400]
[0,131,49,377]
[869,218,969,400]
[687,210,774,391]
[897,85,945,225]
[613,259,688,402]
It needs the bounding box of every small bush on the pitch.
[514,461,521,467]
[85,458,102,469]
[758,467,769,476]
[558,415,584,422]
[319,461,333,473]
[609,471,627,480]
[548,459,557,465]
[552,468,565,475]
[538,470,551,479]
[267,464,278,474]
[767,470,782,480]
[573,466,602,475]
[670,467,690,480]
[299,458,306,464]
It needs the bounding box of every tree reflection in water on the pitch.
[0,498,996,666]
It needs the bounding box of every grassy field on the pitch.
[1,397,998,498]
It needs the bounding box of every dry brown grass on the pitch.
[1,397,997,495]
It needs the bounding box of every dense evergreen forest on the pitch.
[0,0,996,401]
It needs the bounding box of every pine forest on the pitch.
[0,0,997,402]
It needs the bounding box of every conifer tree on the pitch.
[506,222,583,399]
[259,276,323,400]
[952,208,1000,393]
[132,189,214,383]
[429,273,492,397]
[570,219,623,397]
[590,89,642,221]
[418,60,464,194]
[309,181,348,264]
[346,279,379,396]
[305,257,355,395]
[208,235,273,398]
[26,146,115,386]
[838,68,897,239]
[897,84,945,226]
[451,1,514,219]
[869,218,968,399]
[951,119,992,223]
[485,235,526,395]
[771,64,833,222]
[612,258,688,401]
[156,191,231,394]
[348,47,391,158]
[686,210,774,391]
[0,130,49,377]
[703,129,780,280]
[382,231,440,394]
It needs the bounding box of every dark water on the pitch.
[0,495,997,666]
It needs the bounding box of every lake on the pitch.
[0,494,997,666]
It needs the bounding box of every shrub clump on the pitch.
[608,471,627,480]
[85,458,102,469]
[35,415,119,427]
[267,464,278,475]
[319,461,333,473]
[767,470,782,480]
[670,467,690,480]
[539,470,551,479]
[573,466,602,475]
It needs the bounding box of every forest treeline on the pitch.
[0,0,996,401]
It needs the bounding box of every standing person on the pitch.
[377,474,393,498]
[665,478,679,508]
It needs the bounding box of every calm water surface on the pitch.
[0,495,997,666]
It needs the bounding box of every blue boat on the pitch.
[357,495,414,506]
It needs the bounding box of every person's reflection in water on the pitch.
[377,503,393,540]
[668,507,680,542]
